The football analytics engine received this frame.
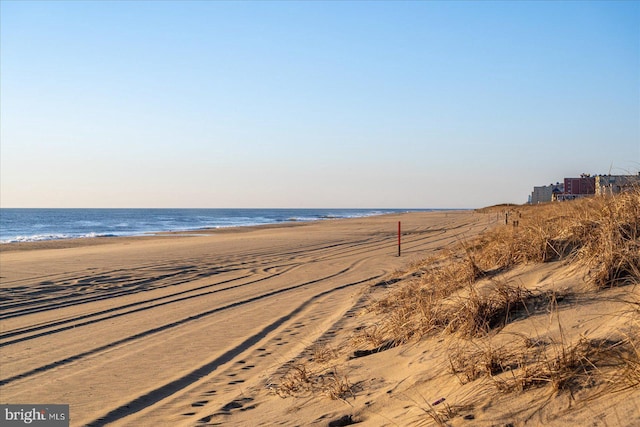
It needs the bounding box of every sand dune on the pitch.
[0,211,491,426]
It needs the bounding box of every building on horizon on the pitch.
[530,173,640,203]
[530,182,563,204]
[595,173,640,195]
[553,174,596,201]
[564,174,596,195]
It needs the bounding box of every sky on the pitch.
[1,1,638,209]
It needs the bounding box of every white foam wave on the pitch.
[0,232,117,244]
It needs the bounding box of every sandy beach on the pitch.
[0,211,492,426]
[3,1,637,425]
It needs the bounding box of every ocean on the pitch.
[0,208,430,243]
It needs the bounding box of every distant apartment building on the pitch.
[553,174,596,201]
[530,182,563,204]
[595,174,640,195]
[530,173,639,203]
[564,174,596,195]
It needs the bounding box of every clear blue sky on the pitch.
[1,1,638,208]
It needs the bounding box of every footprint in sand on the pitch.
[191,400,208,407]
[257,350,271,357]
[220,397,254,412]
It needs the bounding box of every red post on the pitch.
[398,221,401,257]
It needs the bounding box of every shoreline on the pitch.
[0,208,457,247]
[0,210,467,253]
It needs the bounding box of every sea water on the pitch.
[0,208,431,243]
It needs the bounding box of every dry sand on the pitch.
[0,211,494,426]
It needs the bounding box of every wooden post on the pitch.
[398,221,401,257]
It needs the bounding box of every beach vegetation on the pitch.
[270,190,639,424]
[358,189,639,421]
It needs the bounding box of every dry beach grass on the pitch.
[269,190,640,426]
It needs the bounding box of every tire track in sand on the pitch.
[0,265,359,387]
[85,273,381,426]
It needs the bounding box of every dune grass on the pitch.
[272,363,355,401]
[364,190,639,344]
[356,190,640,406]
[473,190,640,286]
[272,190,639,418]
